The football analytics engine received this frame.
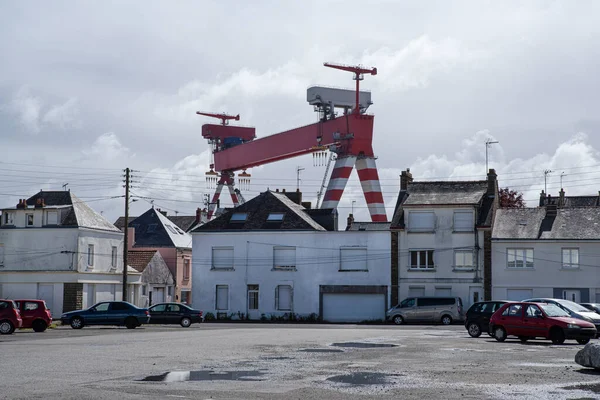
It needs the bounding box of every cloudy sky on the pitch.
[1,1,600,223]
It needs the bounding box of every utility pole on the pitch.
[485,139,499,173]
[560,172,565,189]
[544,169,552,194]
[122,167,130,302]
[296,166,305,191]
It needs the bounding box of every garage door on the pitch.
[322,293,385,323]
[506,289,533,301]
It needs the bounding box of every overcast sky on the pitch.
[1,1,600,223]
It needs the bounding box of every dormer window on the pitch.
[267,213,285,222]
[230,213,247,222]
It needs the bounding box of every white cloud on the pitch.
[42,98,80,130]
[3,87,43,133]
[83,132,132,161]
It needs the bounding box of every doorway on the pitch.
[563,290,581,303]
[247,285,259,320]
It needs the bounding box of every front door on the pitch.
[498,303,525,337]
[153,287,165,304]
[563,290,581,303]
[522,304,547,338]
[149,303,167,324]
[166,304,182,324]
[247,285,259,320]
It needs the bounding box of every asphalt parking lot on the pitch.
[3,323,600,400]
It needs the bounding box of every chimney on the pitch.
[275,189,279,192]
[196,207,203,224]
[157,209,167,217]
[400,169,413,190]
[301,201,312,209]
[127,227,135,250]
[16,199,26,209]
[35,198,45,208]
[559,188,565,208]
[282,189,286,193]
[487,169,498,197]
[346,213,354,230]
[539,190,546,206]
[546,203,557,218]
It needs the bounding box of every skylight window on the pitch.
[267,213,285,221]
[230,213,248,222]
[175,227,185,235]
[146,224,158,233]
[166,225,178,234]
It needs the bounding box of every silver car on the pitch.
[387,297,464,325]
[523,298,600,337]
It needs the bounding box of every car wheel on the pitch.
[180,317,192,328]
[441,315,453,325]
[70,317,84,330]
[494,326,507,342]
[0,320,14,335]
[32,320,47,333]
[392,315,404,325]
[577,338,590,345]
[125,317,138,329]
[467,322,482,338]
[518,336,529,343]
[550,328,565,345]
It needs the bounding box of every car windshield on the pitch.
[540,304,570,317]
[556,299,590,312]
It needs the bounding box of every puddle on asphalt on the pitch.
[140,370,265,382]
[326,371,402,385]
[299,348,344,353]
[331,342,397,348]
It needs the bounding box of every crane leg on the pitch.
[207,179,226,220]
[321,156,356,210]
[355,157,387,222]
[227,181,240,207]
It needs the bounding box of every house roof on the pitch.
[347,222,391,231]
[127,250,159,273]
[540,194,600,208]
[492,207,600,240]
[114,215,199,232]
[14,191,120,232]
[193,191,328,232]
[127,208,192,248]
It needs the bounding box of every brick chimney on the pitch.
[16,199,26,209]
[487,169,498,197]
[346,213,354,230]
[546,203,557,218]
[400,169,413,190]
[127,227,135,250]
[195,207,203,224]
[35,198,45,208]
[559,188,565,208]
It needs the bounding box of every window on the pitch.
[526,305,543,318]
[142,285,147,296]
[435,288,452,297]
[46,211,58,225]
[181,290,190,304]
[151,303,166,312]
[407,211,435,232]
[230,213,247,222]
[409,250,435,269]
[167,304,180,312]
[400,298,416,308]
[26,213,34,227]
[111,246,118,268]
[273,247,296,269]
[340,247,368,271]
[453,211,474,232]
[87,244,94,267]
[275,285,292,311]
[267,213,285,221]
[562,248,579,268]
[183,258,190,280]
[146,224,158,233]
[248,284,259,310]
[166,225,178,234]
[212,247,234,269]
[93,303,110,312]
[507,248,534,268]
[501,304,523,317]
[111,302,130,311]
[24,302,39,311]
[4,212,15,225]
[454,250,474,269]
[167,286,172,296]
[216,285,229,310]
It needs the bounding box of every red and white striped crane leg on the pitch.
[321,156,357,210]
[227,183,240,207]
[207,181,225,220]
[355,157,387,222]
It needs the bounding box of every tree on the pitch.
[499,187,525,208]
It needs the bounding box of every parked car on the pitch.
[490,302,596,344]
[523,298,600,336]
[581,303,600,314]
[0,299,22,335]
[148,303,203,327]
[14,299,53,332]
[60,301,150,329]
[464,301,509,337]
[387,297,464,325]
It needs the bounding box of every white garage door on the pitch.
[322,293,385,323]
[506,289,533,301]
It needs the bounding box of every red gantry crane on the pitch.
[198,62,387,222]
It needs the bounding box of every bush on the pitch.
[204,312,215,322]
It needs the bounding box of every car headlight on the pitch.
[567,323,581,329]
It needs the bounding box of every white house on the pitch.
[191,190,391,322]
[0,191,142,316]
[492,199,600,303]
[389,169,499,310]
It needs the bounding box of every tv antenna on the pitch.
[485,140,499,173]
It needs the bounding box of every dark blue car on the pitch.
[60,301,150,329]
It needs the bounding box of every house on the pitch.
[191,189,390,322]
[128,250,175,306]
[390,169,499,309]
[492,192,600,303]
[0,191,142,316]
[114,207,208,233]
[116,207,193,304]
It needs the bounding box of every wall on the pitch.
[492,240,600,302]
[76,228,124,273]
[191,230,390,318]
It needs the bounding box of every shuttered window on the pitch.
[46,211,58,225]
[273,247,296,269]
[216,285,229,310]
[407,211,435,232]
[340,247,368,271]
[454,250,474,269]
[275,285,292,311]
[453,211,474,232]
[212,247,234,269]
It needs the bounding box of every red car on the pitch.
[0,299,23,335]
[490,302,597,345]
[14,300,53,332]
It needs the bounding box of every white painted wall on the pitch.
[76,228,124,273]
[398,206,485,308]
[191,231,390,318]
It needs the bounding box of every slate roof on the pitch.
[193,191,328,232]
[540,195,600,207]
[128,250,159,273]
[126,208,192,249]
[114,215,199,232]
[492,207,600,240]
[347,222,391,231]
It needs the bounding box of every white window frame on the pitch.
[211,247,234,270]
[26,213,34,227]
[340,247,368,271]
[111,246,117,268]
[454,250,474,270]
[507,248,534,268]
[46,211,58,225]
[183,258,191,280]
[453,210,474,232]
[275,285,293,311]
[216,285,229,310]
[409,249,435,269]
[4,212,14,226]
[407,211,435,232]
[87,244,94,267]
[562,248,579,268]
[273,246,296,269]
